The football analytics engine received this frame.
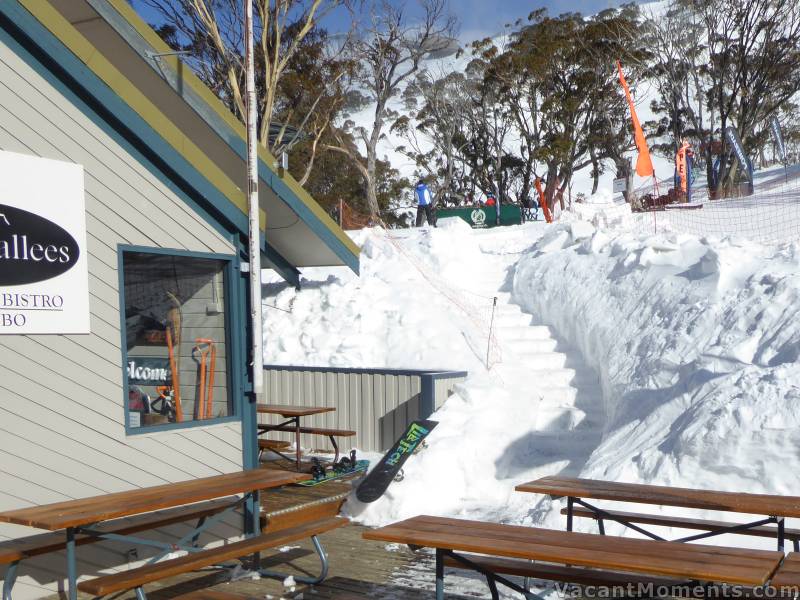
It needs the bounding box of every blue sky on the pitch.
[325,1,634,42]
[133,1,640,45]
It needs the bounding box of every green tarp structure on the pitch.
[437,204,523,228]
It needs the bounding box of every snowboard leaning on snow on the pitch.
[355,419,438,503]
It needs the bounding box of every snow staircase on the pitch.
[490,295,605,474]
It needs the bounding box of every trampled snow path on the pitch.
[374,227,605,599]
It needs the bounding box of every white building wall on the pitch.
[0,33,245,600]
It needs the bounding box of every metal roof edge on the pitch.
[97,0,360,269]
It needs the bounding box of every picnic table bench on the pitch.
[75,517,345,597]
[0,469,347,600]
[256,404,355,468]
[0,497,237,600]
[364,515,790,600]
[518,476,800,551]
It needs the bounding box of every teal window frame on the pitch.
[118,244,241,435]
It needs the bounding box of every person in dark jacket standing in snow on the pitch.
[414,180,436,227]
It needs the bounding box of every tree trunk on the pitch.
[364,153,379,218]
[544,161,559,213]
[705,144,716,194]
[558,178,569,210]
[614,157,632,204]
[363,103,385,218]
[442,131,455,206]
[591,151,600,195]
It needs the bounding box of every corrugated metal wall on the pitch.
[434,374,466,411]
[0,34,244,600]
[261,367,467,452]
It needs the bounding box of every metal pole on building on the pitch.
[245,0,264,394]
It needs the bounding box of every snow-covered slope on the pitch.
[263,196,800,549]
[514,221,800,512]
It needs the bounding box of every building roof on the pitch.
[11,0,359,277]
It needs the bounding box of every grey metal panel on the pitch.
[434,375,466,411]
[259,368,467,453]
[0,36,243,600]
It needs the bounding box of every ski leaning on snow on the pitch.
[356,419,438,503]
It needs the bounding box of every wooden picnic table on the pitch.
[517,475,800,550]
[364,515,785,599]
[0,469,307,600]
[256,404,336,470]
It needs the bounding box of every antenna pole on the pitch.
[245,0,264,393]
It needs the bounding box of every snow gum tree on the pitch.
[394,5,646,210]
[139,0,356,184]
[392,69,472,204]
[641,0,800,195]
[328,0,456,218]
[496,6,645,210]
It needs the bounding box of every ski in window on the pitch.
[122,250,231,429]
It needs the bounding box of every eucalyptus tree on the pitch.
[138,0,356,183]
[326,0,457,218]
[640,0,800,193]
[501,6,643,209]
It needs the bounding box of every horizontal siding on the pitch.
[0,33,244,600]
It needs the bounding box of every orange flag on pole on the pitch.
[617,61,654,178]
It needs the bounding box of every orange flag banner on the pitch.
[534,177,552,224]
[617,61,654,178]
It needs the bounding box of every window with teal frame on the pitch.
[120,247,236,432]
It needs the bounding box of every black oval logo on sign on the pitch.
[0,203,80,286]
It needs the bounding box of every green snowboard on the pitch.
[295,459,370,487]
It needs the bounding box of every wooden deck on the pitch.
[102,521,442,599]
[41,463,484,599]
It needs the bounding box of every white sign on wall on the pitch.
[0,151,90,334]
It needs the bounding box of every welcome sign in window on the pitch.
[122,250,231,429]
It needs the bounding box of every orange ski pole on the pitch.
[193,339,217,420]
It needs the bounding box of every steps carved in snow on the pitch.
[490,298,605,472]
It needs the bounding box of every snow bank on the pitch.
[264,211,800,543]
[514,223,800,512]
[347,372,547,525]
[262,224,490,372]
